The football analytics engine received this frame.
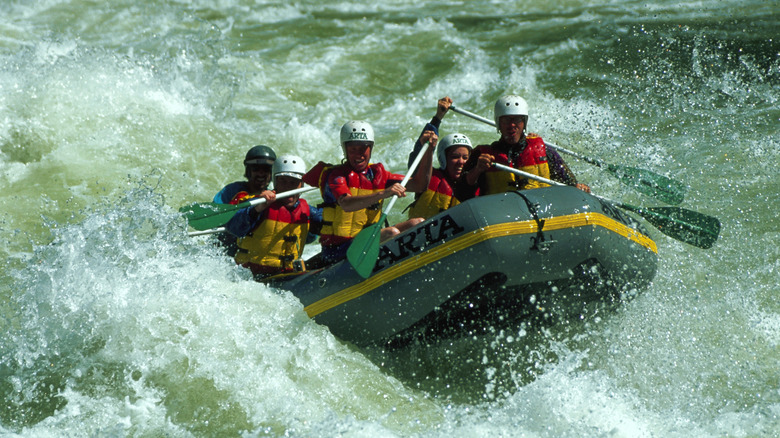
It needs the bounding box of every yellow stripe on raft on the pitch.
[304,212,657,317]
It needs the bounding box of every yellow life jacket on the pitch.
[234,199,311,274]
[478,135,550,195]
[408,169,459,219]
[318,163,390,247]
[302,161,336,198]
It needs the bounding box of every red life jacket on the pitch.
[408,169,459,219]
[477,135,550,195]
[318,163,389,247]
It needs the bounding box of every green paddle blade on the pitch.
[180,187,316,231]
[607,164,687,205]
[179,201,251,231]
[621,204,721,249]
[343,141,430,278]
[346,213,386,279]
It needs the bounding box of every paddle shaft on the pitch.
[188,227,226,237]
[449,104,687,205]
[183,186,318,231]
[242,186,316,208]
[492,163,566,188]
[450,105,495,126]
[450,105,601,163]
[492,163,719,248]
[346,141,432,278]
[385,140,429,213]
[494,161,648,210]
[356,140,429,234]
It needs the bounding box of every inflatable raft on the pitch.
[268,186,658,347]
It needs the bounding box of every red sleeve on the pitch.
[327,168,352,199]
[302,161,335,188]
[387,173,404,187]
[373,163,404,187]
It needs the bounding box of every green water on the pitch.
[1,1,778,436]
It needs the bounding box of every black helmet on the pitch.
[243,145,276,178]
[244,145,276,166]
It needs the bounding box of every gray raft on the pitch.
[268,186,658,347]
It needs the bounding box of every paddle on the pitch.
[347,142,431,278]
[179,186,317,231]
[449,104,687,205]
[188,227,226,237]
[492,163,720,249]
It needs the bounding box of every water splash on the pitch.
[0,178,440,435]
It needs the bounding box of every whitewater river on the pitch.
[1,1,778,436]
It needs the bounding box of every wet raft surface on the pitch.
[270,186,658,347]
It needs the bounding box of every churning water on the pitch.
[1,1,778,436]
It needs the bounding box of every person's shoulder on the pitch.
[303,161,339,187]
[369,162,387,173]
[326,163,353,183]
[372,162,404,181]
[432,168,447,179]
[307,200,322,212]
[308,202,323,217]
[430,168,452,187]
[220,181,249,191]
[526,135,546,150]
[214,181,249,203]
[329,162,352,175]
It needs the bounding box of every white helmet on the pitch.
[339,120,375,157]
[436,133,472,169]
[273,154,306,180]
[494,95,529,131]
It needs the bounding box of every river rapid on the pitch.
[1,1,778,436]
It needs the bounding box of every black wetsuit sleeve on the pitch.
[407,117,442,168]
[224,206,263,237]
[546,146,578,186]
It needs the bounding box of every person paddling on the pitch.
[407,133,472,219]
[311,120,436,265]
[213,145,277,205]
[211,145,277,256]
[406,96,472,219]
[459,95,590,198]
[224,154,322,280]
